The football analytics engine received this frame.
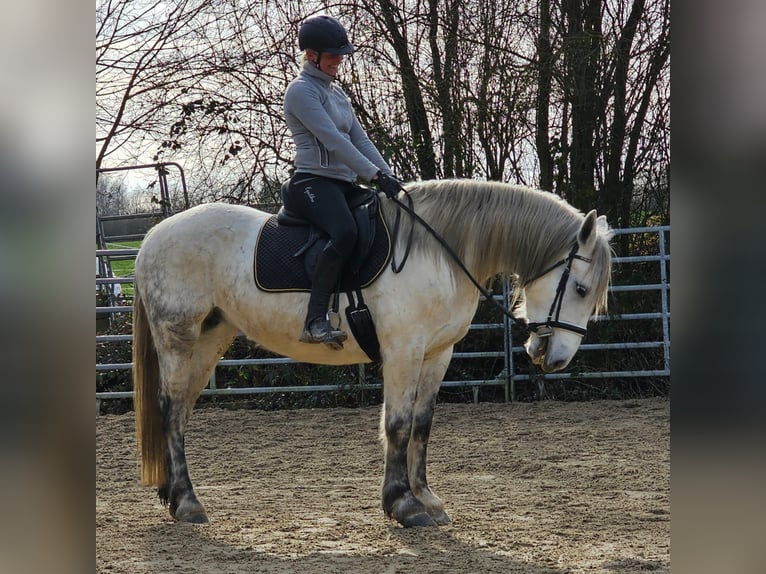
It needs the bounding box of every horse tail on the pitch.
[132,286,167,486]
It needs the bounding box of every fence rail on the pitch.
[96,225,670,412]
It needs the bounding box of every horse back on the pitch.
[135,204,270,311]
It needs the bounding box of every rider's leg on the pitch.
[300,242,348,345]
[283,175,357,346]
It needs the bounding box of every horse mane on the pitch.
[380,179,613,314]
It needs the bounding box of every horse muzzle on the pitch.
[525,330,576,373]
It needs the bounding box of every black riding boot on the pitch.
[300,244,348,348]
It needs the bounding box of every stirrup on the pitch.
[299,316,348,348]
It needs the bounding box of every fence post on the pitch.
[502,278,515,402]
[208,369,217,390]
[658,229,671,372]
[358,363,365,402]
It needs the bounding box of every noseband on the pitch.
[525,243,592,338]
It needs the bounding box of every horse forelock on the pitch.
[589,233,613,316]
[382,179,612,313]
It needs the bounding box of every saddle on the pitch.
[254,187,392,362]
[254,188,391,292]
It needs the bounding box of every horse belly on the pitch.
[230,291,372,366]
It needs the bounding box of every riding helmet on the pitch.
[298,15,355,55]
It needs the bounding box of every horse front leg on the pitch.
[380,356,437,527]
[381,406,437,527]
[407,347,454,525]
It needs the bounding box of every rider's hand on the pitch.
[375,171,402,199]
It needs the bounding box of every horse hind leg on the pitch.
[154,312,237,523]
[157,392,208,523]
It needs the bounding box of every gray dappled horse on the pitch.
[133,179,613,527]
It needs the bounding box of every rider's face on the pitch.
[309,51,345,78]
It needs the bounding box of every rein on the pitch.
[386,186,592,337]
[387,191,521,324]
[389,191,414,272]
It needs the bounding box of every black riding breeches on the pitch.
[281,173,363,259]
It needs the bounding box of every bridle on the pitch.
[525,242,593,338]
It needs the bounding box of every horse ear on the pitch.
[578,210,598,249]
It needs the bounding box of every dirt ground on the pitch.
[96,398,669,573]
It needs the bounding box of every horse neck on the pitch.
[402,180,583,283]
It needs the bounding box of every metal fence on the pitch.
[96,225,670,412]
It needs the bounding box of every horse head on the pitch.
[521,210,613,373]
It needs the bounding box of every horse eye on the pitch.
[575,283,588,297]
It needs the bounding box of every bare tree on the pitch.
[97,0,303,204]
[96,0,212,171]
[539,0,670,224]
[96,175,128,216]
[344,0,541,182]
[536,0,554,191]
[96,0,669,227]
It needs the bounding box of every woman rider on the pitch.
[282,14,401,348]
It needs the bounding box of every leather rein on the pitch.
[386,187,592,337]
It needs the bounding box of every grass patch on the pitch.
[100,241,141,297]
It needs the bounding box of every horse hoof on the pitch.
[400,512,437,528]
[176,511,209,524]
[429,509,451,525]
[186,512,209,524]
[172,499,209,523]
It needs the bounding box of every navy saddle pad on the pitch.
[254,212,392,293]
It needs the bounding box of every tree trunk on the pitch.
[561,0,603,209]
[536,0,554,192]
[378,0,438,179]
[603,0,645,228]
[621,0,670,229]
[428,0,464,178]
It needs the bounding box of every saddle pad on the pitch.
[254,212,392,293]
